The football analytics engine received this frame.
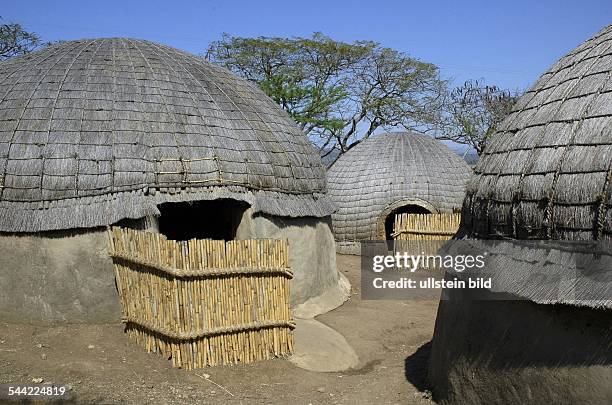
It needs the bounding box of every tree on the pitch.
[206,33,447,163]
[439,79,522,155]
[0,20,45,60]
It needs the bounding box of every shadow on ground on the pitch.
[404,340,432,392]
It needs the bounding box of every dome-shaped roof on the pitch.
[0,38,332,232]
[463,25,612,241]
[327,132,471,241]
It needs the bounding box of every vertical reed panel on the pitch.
[107,226,293,369]
[392,213,462,241]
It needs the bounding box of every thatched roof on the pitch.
[0,38,333,232]
[443,239,612,309]
[463,25,612,241]
[327,132,471,241]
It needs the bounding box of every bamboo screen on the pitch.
[392,213,462,241]
[107,227,294,369]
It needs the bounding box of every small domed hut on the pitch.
[0,38,347,324]
[428,25,612,403]
[326,132,471,252]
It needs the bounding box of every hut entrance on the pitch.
[384,204,431,240]
[158,199,248,241]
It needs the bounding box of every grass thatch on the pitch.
[327,132,471,242]
[462,24,612,241]
[0,38,332,232]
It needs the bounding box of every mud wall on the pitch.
[236,209,348,315]
[0,210,349,324]
[0,228,121,324]
[428,287,612,404]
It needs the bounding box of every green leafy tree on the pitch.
[0,20,45,60]
[207,33,447,162]
[439,79,522,155]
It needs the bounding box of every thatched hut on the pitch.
[326,132,471,252]
[0,38,347,324]
[428,26,612,403]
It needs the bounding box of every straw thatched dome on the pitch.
[428,26,612,405]
[0,38,332,232]
[463,25,612,241]
[327,132,471,241]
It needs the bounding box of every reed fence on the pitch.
[392,213,462,241]
[107,226,294,369]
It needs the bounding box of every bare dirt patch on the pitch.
[0,254,438,404]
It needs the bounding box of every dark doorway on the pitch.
[384,204,431,240]
[158,199,249,241]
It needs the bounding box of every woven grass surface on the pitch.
[0,38,331,232]
[463,24,612,241]
[327,132,471,241]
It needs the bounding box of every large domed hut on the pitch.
[326,132,472,253]
[0,38,347,324]
[428,26,612,403]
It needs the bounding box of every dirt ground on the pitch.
[0,254,439,404]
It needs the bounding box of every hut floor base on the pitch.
[289,318,358,372]
[293,272,350,319]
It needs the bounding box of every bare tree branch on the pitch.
[437,79,522,155]
[0,20,46,60]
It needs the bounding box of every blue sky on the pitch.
[4,0,611,92]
